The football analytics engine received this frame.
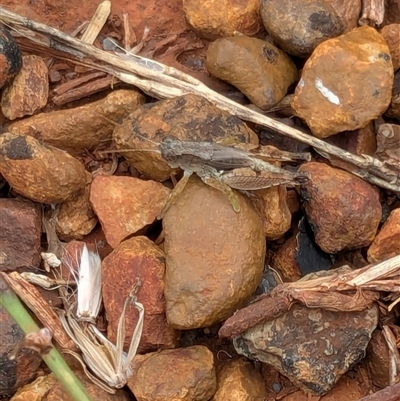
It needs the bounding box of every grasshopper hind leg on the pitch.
[157,170,193,220]
[200,175,241,213]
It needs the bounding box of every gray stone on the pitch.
[233,302,379,395]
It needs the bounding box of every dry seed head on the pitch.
[76,244,102,323]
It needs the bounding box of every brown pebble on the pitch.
[298,162,382,253]
[1,55,49,120]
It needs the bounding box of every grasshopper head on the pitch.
[295,171,311,184]
[159,137,185,160]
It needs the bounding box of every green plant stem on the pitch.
[0,274,94,401]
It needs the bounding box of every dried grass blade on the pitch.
[115,281,144,374]
[62,348,116,394]
[347,255,400,286]
[0,7,399,192]
[76,245,102,323]
[58,310,121,390]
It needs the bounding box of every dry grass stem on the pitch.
[0,7,399,193]
[80,1,111,44]
[220,255,400,338]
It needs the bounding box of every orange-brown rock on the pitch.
[386,70,400,121]
[0,24,22,89]
[384,0,400,25]
[323,123,378,174]
[82,226,113,260]
[102,236,177,353]
[298,162,381,253]
[45,370,131,401]
[381,24,400,70]
[375,123,400,169]
[287,189,300,214]
[281,373,367,400]
[328,0,362,33]
[90,175,170,248]
[0,198,41,272]
[56,185,97,241]
[367,208,400,262]
[182,0,262,39]
[163,176,265,329]
[327,122,377,156]
[270,232,302,282]
[206,36,297,110]
[251,186,292,240]
[260,0,344,57]
[0,133,87,204]
[7,89,145,155]
[1,55,48,120]
[60,240,85,280]
[292,26,394,138]
[11,374,57,401]
[366,329,390,389]
[269,217,334,281]
[113,94,258,181]
[212,358,268,400]
[128,345,217,401]
[0,308,42,398]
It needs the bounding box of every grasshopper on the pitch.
[107,136,310,218]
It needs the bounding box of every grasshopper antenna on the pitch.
[100,115,123,127]
[98,148,158,154]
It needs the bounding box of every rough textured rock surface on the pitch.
[182,0,262,39]
[380,24,400,70]
[0,133,88,204]
[206,36,297,110]
[375,123,400,169]
[7,89,145,155]
[46,370,131,401]
[128,345,217,401]
[11,374,57,401]
[269,230,302,282]
[0,198,41,272]
[280,374,367,400]
[60,240,83,280]
[251,186,291,240]
[163,176,265,329]
[0,307,42,398]
[113,94,258,181]
[327,122,377,156]
[298,162,382,253]
[211,358,268,401]
[233,303,379,396]
[82,226,113,260]
[0,24,22,89]
[292,26,394,138]
[90,175,170,248]
[56,185,97,241]
[383,0,400,25]
[260,0,344,57]
[366,330,390,389]
[328,0,362,33]
[386,70,400,121]
[1,55,48,120]
[102,236,177,353]
[367,208,400,262]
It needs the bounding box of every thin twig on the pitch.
[0,7,399,192]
